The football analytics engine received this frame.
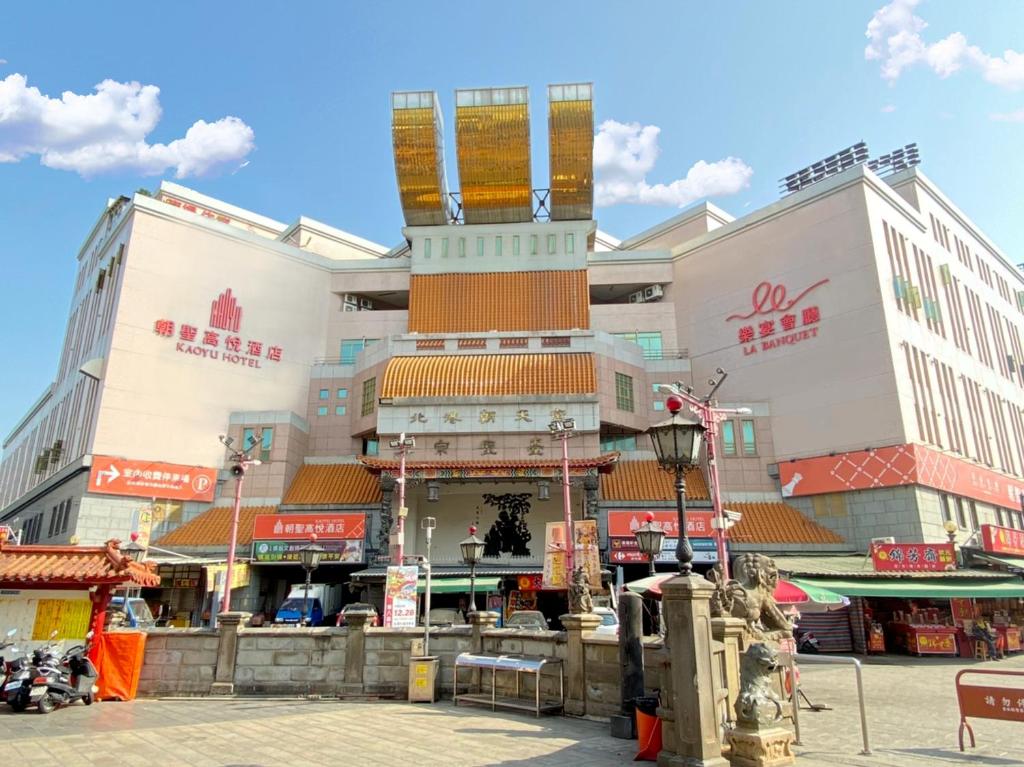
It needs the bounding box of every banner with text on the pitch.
[383,566,419,628]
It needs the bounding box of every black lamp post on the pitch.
[460,526,485,614]
[298,534,325,626]
[634,512,666,632]
[648,397,706,576]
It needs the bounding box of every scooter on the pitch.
[1,628,28,705]
[31,631,99,714]
[8,630,65,712]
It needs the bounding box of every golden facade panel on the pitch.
[548,83,594,221]
[392,91,449,226]
[455,87,533,224]
[407,270,590,333]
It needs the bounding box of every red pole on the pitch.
[221,468,244,613]
[560,432,575,576]
[703,405,730,580]
[88,585,111,667]
[396,434,407,565]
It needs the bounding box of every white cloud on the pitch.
[593,120,752,208]
[991,108,1024,123]
[865,0,1024,90]
[881,104,897,113]
[0,74,254,177]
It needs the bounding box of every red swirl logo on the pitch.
[726,278,829,321]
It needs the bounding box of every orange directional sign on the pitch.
[89,455,217,502]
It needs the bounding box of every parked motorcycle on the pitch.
[1,628,28,706]
[31,630,99,714]
[6,629,60,712]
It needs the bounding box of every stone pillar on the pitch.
[210,611,251,695]
[343,608,375,690]
[712,616,747,727]
[583,476,599,519]
[561,612,601,716]
[467,611,498,692]
[657,576,728,767]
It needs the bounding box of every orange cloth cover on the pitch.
[92,631,147,701]
[634,709,663,761]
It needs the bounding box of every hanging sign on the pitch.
[542,522,568,590]
[870,542,956,572]
[383,566,419,628]
[981,524,1024,557]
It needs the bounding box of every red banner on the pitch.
[915,631,957,655]
[870,542,956,572]
[89,456,216,502]
[251,514,365,540]
[607,510,715,538]
[778,443,1024,510]
[981,524,1024,557]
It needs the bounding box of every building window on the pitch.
[615,373,635,412]
[740,419,756,456]
[243,427,273,461]
[547,234,557,255]
[337,388,348,398]
[969,500,980,531]
[362,437,379,456]
[955,497,967,529]
[340,338,378,364]
[361,377,376,416]
[600,434,638,452]
[458,238,466,257]
[565,233,575,254]
[530,235,538,255]
[996,507,1005,527]
[512,236,520,256]
[423,238,431,258]
[319,389,329,399]
[653,400,665,411]
[441,238,449,258]
[335,405,347,416]
[495,236,502,257]
[317,405,329,416]
[940,494,954,524]
[476,237,485,257]
[722,421,736,456]
[613,331,663,360]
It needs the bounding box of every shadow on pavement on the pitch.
[886,747,1024,764]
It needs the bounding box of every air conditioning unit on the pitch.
[871,536,896,546]
[642,284,664,301]
[342,293,359,306]
[359,298,374,310]
[628,290,645,304]
[342,303,358,312]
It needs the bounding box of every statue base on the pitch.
[725,725,795,767]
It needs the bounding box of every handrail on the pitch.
[781,652,872,756]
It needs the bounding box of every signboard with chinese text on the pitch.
[89,456,217,502]
[958,684,1024,722]
[251,539,364,564]
[608,536,718,564]
[31,598,92,641]
[383,566,418,628]
[914,631,957,655]
[606,510,716,539]
[574,519,602,589]
[728,277,829,357]
[981,525,1024,557]
[779,444,1024,511]
[542,522,568,590]
[870,542,956,572]
[202,563,250,591]
[251,514,365,541]
[951,598,976,626]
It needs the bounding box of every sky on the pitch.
[1,0,1023,436]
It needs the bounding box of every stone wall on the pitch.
[138,629,220,696]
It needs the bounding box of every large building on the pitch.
[2,83,1022,623]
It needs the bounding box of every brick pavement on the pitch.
[0,655,1020,766]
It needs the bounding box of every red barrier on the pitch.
[955,669,1024,751]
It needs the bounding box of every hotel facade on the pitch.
[2,83,1022,621]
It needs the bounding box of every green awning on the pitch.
[790,576,1024,599]
[972,552,1024,570]
[416,577,500,594]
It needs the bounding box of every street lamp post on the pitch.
[548,417,577,578]
[389,433,415,565]
[121,531,146,563]
[460,526,485,614]
[219,432,262,613]
[297,534,325,627]
[633,512,666,633]
[649,399,706,576]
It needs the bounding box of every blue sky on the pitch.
[1,1,1023,435]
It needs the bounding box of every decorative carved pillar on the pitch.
[583,475,599,519]
[375,475,396,563]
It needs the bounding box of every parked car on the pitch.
[420,608,466,626]
[594,607,619,636]
[504,611,549,631]
[335,603,379,627]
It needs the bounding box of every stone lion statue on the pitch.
[708,554,794,642]
[567,566,593,614]
[736,642,784,726]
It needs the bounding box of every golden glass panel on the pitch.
[455,88,533,224]
[392,95,448,226]
[548,84,593,221]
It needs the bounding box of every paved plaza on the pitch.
[0,656,1021,766]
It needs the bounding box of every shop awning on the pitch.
[417,577,500,594]
[790,576,1024,599]
[971,552,1024,571]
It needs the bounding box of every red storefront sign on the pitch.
[251,513,365,540]
[915,630,958,654]
[89,456,217,502]
[779,443,1024,511]
[870,542,956,572]
[981,524,1024,557]
[607,510,715,539]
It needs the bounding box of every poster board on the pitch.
[32,598,92,640]
[383,565,419,628]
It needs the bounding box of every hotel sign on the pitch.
[153,288,284,369]
[981,524,1024,557]
[728,278,829,356]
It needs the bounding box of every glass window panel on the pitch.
[495,236,502,257]
[458,238,466,257]
[317,405,328,416]
[337,388,348,398]
[653,400,665,411]
[530,235,538,255]
[477,237,485,257]
[565,233,575,254]
[319,389,329,399]
[547,234,557,255]
[512,236,520,256]
[423,238,431,258]
[441,237,449,258]
[741,419,756,455]
[361,377,376,416]
[363,438,379,456]
[335,405,347,416]
[721,421,736,456]
[615,372,634,412]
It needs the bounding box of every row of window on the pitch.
[242,427,274,462]
[940,493,1024,531]
[318,388,349,399]
[933,212,1018,307]
[21,513,43,544]
[317,405,348,417]
[422,233,576,260]
[47,498,72,539]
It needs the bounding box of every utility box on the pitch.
[408,656,439,703]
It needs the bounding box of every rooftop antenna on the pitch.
[867,143,921,176]
[779,141,869,195]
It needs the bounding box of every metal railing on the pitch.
[781,652,872,756]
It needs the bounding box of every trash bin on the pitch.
[633,696,662,762]
[408,656,439,703]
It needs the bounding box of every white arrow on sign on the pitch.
[95,464,121,486]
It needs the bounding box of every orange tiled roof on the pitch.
[154,505,276,548]
[729,502,844,545]
[381,353,596,398]
[283,464,382,505]
[359,454,619,472]
[0,541,160,587]
[408,271,590,333]
[600,460,709,502]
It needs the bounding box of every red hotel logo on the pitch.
[728,277,829,355]
[209,288,242,333]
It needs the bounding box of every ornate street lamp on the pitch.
[634,512,665,634]
[460,526,485,614]
[298,534,326,626]
[648,397,706,576]
[122,532,146,563]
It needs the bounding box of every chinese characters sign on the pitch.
[981,524,1024,557]
[251,514,365,540]
[870,542,956,572]
[958,684,1024,723]
[154,288,283,369]
[383,565,419,628]
[729,278,829,356]
[89,456,217,502]
[252,539,364,564]
[913,631,957,654]
[608,536,718,564]
[606,510,715,538]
